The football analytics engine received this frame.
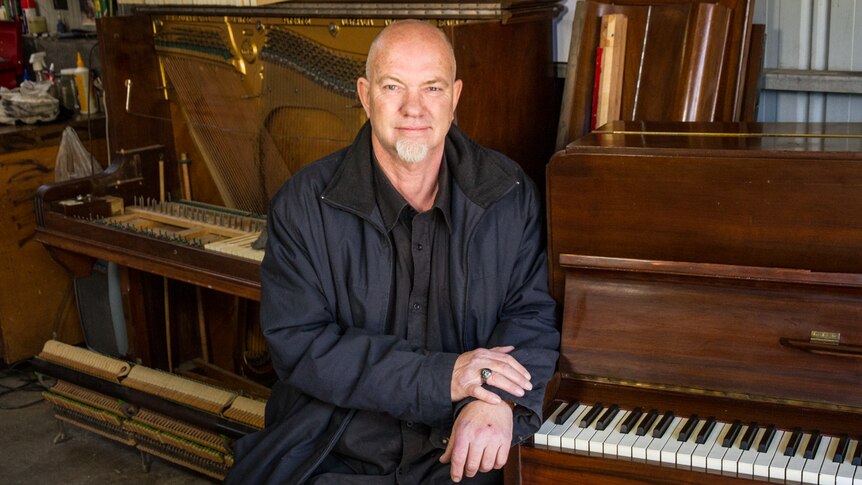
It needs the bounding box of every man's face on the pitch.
[357,27,462,165]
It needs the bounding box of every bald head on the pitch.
[365,20,457,82]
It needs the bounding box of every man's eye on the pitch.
[383,85,398,91]
[428,86,441,92]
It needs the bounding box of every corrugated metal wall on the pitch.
[555,0,862,123]
[755,0,862,122]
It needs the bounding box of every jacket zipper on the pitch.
[297,196,394,483]
[460,180,519,350]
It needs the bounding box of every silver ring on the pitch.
[480,368,492,385]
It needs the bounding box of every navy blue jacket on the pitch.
[227,122,559,484]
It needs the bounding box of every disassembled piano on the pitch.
[506,121,862,484]
[33,0,564,478]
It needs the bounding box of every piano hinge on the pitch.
[810,330,841,345]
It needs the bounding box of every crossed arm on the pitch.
[441,346,534,482]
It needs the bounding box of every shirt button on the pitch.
[416,243,423,251]
[411,303,421,311]
[406,421,413,428]
[442,437,449,444]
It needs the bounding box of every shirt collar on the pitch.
[373,155,452,233]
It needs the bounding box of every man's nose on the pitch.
[401,89,425,116]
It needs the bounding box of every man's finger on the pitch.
[495,442,509,469]
[483,370,529,397]
[469,385,503,405]
[463,442,482,478]
[487,353,532,382]
[449,440,468,483]
[479,443,497,472]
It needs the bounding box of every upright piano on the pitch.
[507,121,862,484]
[35,0,563,373]
[32,2,564,478]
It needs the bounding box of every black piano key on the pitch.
[652,411,675,438]
[739,422,759,451]
[833,434,850,463]
[636,409,659,436]
[784,427,803,456]
[619,407,643,434]
[554,401,579,425]
[579,403,604,428]
[695,417,717,445]
[757,425,777,453]
[678,415,700,442]
[803,430,822,459]
[722,419,743,448]
[595,405,620,431]
[852,437,862,466]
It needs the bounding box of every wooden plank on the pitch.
[594,14,627,129]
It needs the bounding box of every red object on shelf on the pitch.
[0,19,23,89]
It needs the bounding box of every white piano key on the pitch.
[660,418,689,465]
[560,405,596,451]
[721,423,750,476]
[707,423,733,472]
[802,436,831,484]
[617,417,646,461]
[631,423,658,461]
[600,410,632,457]
[836,439,859,485]
[646,416,682,463]
[769,431,795,482]
[691,421,726,470]
[819,436,842,485]
[575,422,600,452]
[533,402,568,446]
[676,420,708,469]
[547,403,587,449]
[589,407,628,455]
[738,427,767,477]
[754,429,785,479]
[787,434,813,483]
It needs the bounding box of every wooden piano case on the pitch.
[507,121,862,484]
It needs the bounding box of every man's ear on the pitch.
[452,79,463,114]
[357,77,371,117]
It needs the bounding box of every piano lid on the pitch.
[548,121,862,303]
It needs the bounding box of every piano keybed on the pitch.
[97,199,265,262]
[533,401,862,484]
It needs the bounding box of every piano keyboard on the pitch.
[534,402,862,484]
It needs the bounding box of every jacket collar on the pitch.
[321,121,516,218]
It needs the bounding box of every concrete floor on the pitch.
[0,363,216,485]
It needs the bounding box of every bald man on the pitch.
[227,20,559,484]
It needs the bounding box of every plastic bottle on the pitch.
[74,52,93,114]
[29,52,47,82]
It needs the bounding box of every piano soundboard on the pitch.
[534,401,862,484]
[95,198,266,263]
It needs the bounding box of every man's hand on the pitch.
[439,400,513,482]
[451,346,532,404]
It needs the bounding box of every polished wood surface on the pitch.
[514,122,862,484]
[548,121,862,301]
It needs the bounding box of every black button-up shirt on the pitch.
[329,156,457,480]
